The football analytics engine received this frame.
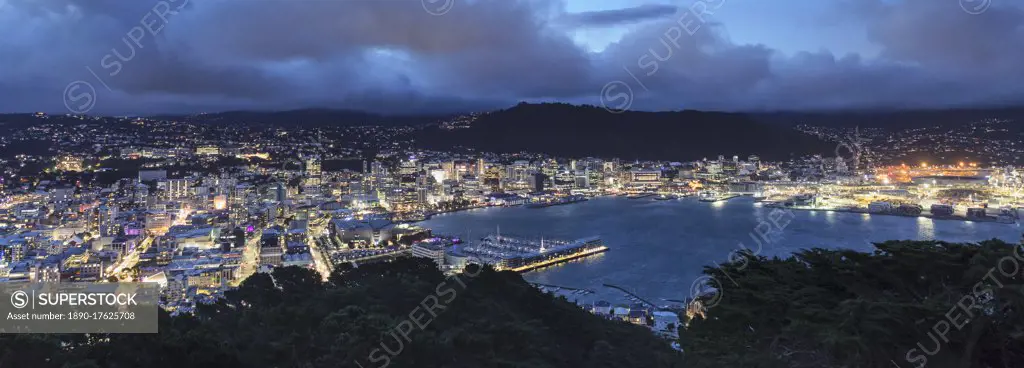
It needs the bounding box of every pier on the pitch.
[602,283,657,308]
[459,235,609,273]
[527,282,596,294]
[506,245,608,272]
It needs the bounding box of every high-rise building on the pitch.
[574,170,590,189]
[275,182,287,203]
[531,173,547,193]
[304,155,322,187]
[145,212,172,236]
[98,204,118,237]
[399,158,417,175]
[166,178,191,199]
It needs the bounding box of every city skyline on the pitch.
[4,1,1024,367]
[0,0,1022,115]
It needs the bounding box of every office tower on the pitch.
[167,178,191,199]
[531,173,547,193]
[98,204,118,237]
[304,155,322,184]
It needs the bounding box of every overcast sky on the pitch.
[0,0,1022,115]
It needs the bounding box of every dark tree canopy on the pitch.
[0,258,682,368]
[682,239,1024,368]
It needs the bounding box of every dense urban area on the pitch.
[1,109,1023,366]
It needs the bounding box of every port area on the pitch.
[457,235,609,273]
[767,203,1019,224]
[525,195,589,208]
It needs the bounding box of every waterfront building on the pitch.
[412,242,446,266]
[531,173,547,193]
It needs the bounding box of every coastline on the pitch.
[773,204,1019,225]
[411,196,1017,227]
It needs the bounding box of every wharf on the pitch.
[528,282,596,294]
[602,283,657,308]
[775,205,1018,225]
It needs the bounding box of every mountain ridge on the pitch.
[415,102,833,161]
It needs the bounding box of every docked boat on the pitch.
[654,194,677,200]
[895,204,923,215]
[697,191,718,202]
[930,204,954,216]
[868,201,893,214]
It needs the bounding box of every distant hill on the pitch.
[159,108,448,127]
[416,103,833,161]
[750,106,1024,128]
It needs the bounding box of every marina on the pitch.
[456,234,609,273]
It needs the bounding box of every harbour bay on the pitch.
[419,196,1023,305]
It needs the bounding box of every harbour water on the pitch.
[419,196,1022,305]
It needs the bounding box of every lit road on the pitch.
[308,236,334,281]
[307,214,334,280]
[107,236,153,281]
[234,228,263,286]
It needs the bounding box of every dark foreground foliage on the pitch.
[0,258,682,368]
[682,239,1024,368]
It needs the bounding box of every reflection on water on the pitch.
[916,216,935,239]
[420,197,1021,304]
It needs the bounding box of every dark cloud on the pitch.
[561,4,678,27]
[0,0,1021,115]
